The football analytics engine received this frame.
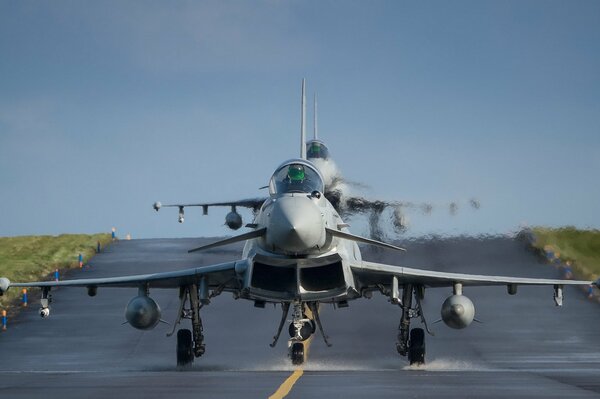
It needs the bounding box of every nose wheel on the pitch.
[290,342,305,365]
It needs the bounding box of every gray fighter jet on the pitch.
[0,82,595,367]
[304,91,414,236]
[304,86,479,237]
[154,81,478,238]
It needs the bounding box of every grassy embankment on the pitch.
[0,234,112,311]
[531,227,600,281]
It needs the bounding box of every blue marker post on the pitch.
[111,227,116,241]
[563,261,573,279]
[2,310,6,331]
[55,269,59,282]
[563,266,573,279]
[22,289,28,307]
[79,253,83,269]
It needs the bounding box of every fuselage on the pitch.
[238,159,361,303]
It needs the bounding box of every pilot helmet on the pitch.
[310,142,321,155]
[287,164,305,182]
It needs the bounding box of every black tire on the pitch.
[177,329,194,367]
[290,342,305,365]
[407,328,426,366]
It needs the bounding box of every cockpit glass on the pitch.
[306,141,329,159]
[269,162,324,194]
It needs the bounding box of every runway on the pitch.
[1,236,600,398]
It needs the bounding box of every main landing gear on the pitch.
[168,284,208,367]
[270,301,331,365]
[394,284,431,366]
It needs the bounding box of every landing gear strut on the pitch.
[395,284,429,366]
[270,303,290,348]
[287,301,311,365]
[39,287,51,318]
[270,301,332,365]
[168,284,206,366]
[270,302,310,365]
[396,284,413,357]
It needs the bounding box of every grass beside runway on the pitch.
[0,234,112,311]
[531,227,600,281]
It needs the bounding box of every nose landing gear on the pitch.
[270,301,331,366]
[286,302,312,365]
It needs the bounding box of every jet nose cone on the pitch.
[266,196,325,253]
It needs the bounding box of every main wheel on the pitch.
[290,342,305,365]
[407,328,425,366]
[177,328,194,367]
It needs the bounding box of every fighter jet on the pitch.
[153,81,477,238]
[0,82,595,367]
[304,88,479,238]
[304,91,413,237]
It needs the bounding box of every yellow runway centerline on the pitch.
[268,368,304,399]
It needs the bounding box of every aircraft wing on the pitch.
[2,260,244,291]
[351,260,594,288]
[154,198,266,212]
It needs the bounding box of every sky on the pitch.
[1,0,599,239]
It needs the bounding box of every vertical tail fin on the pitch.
[300,78,306,159]
[313,93,318,140]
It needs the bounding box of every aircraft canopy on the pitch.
[306,140,329,160]
[269,160,324,195]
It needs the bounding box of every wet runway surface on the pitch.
[1,236,600,398]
